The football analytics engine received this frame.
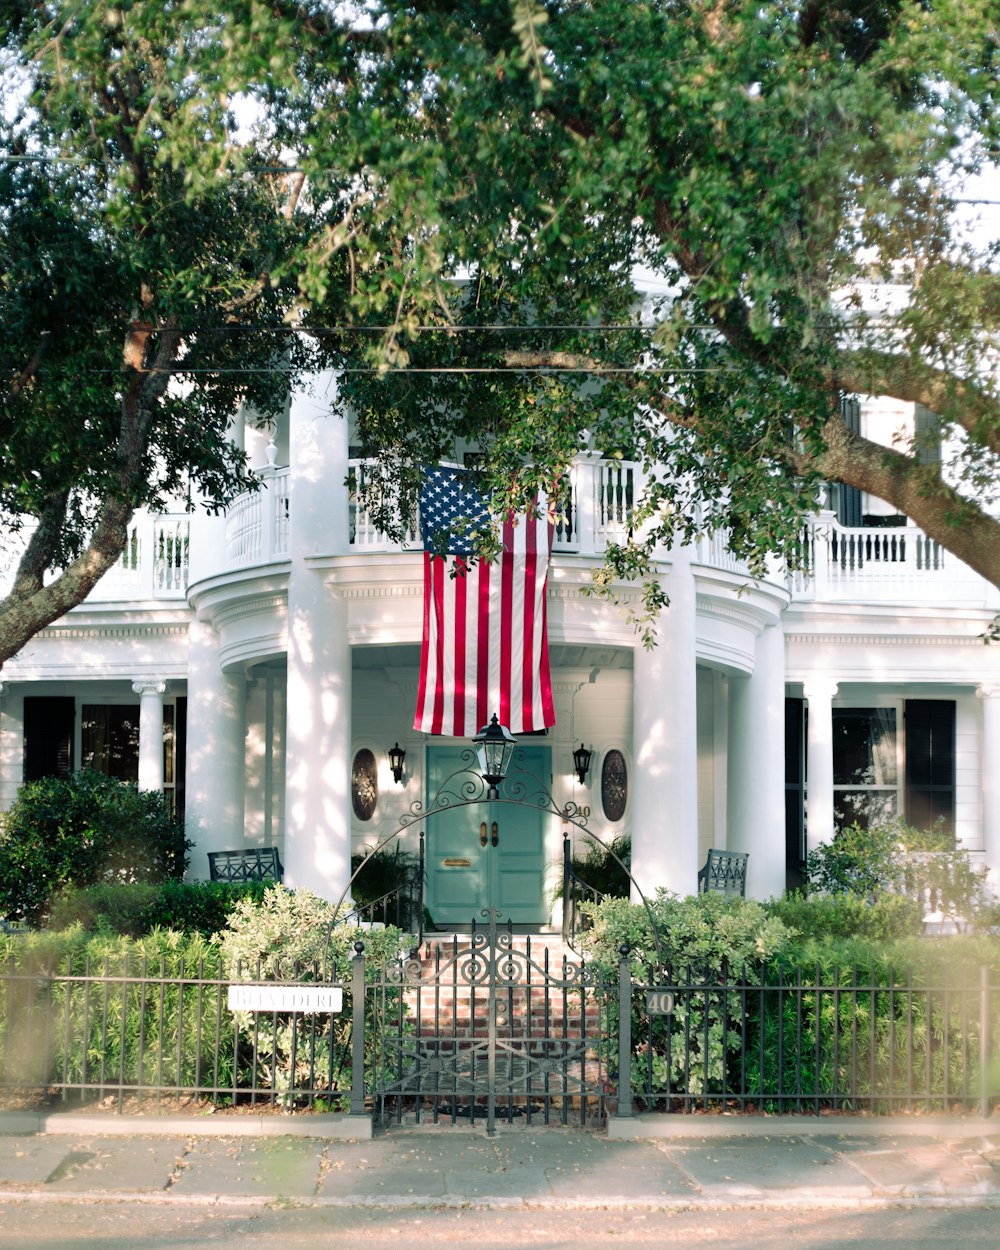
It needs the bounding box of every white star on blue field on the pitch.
[420,466,491,556]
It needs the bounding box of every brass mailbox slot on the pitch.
[442,857,472,868]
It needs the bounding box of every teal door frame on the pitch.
[424,744,551,926]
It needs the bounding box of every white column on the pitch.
[727,619,787,899]
[631,552,699,898]
[979,684,1000,894]
[283,574,352,900]
[0,682,23,811]
[281,372,353,900]
[803,678,838,855]
[185,617,245,879]
[132,680,167,792]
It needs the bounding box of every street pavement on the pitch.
[0,1112,999,1211]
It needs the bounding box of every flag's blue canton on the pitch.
[419,466,490,556]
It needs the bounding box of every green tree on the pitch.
[0,4,344,665]
[5,2,1000,651]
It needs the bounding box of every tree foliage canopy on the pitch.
[3,1,1000,655]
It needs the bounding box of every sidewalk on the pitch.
[1,1113,999,1211]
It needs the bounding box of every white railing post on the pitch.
[575,456,599,554]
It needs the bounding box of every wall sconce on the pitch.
[572,743,593,786]
[388,742,406,785]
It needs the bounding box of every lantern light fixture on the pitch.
[388,742,406,785]
[572,743,593,786]
[473,715,517,800]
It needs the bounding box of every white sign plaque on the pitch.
[227,985,343,1014]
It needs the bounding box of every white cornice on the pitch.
[786,632,983,648]
[36,623,189,643]
[211,595,287,630]
[340,584,423,601]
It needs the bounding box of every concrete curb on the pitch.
[2,1188,1000,1212]
[1,1110,994,1140]
[0,1111,373,1139]
[606,1113,998,1139]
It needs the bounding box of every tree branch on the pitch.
[835,350,1000,457]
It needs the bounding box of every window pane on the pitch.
[833,708,897,786]
[834,789,897,831]
[82,706,139,781]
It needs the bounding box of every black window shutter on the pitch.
[836,396,863,527]
[23,697,75,781]
[904,699,955,834]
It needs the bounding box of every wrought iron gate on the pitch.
[371,910,612,1133]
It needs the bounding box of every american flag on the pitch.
[413,465,555,736]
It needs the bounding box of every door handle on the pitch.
[491,821,499,848]
[480,821,488,848]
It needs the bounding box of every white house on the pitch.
[2,374,999,921]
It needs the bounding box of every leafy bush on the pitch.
[349,843,422,929]
[806,818,986,926]
[578,892,794,1096]
[747,935,1000,1110]
[580,890,794,977]
[0,926,228,1097]
[805,821,901,898]
[0,771,190,927]
[46,880,271,938]
[563,834,631,898]
[766,891,924,942]
[217,887,410,1109]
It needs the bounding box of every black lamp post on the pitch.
[473,715,517,800]
[572,743,593,786]
[388,742,406,785]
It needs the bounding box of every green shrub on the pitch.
[46,879,271,937]
[747,935,1000,1109]
[580,890,794,977]
[563,834,631,898]
[578,892,794,1096]
[0,927,229,1096]
[805,818,982,912]
[805,821,901,897]
[0,771,190,927]
[349,843,421,928]
[217,887,410,1109]
[766,891,924,942]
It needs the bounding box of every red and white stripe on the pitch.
[414,505,555,736]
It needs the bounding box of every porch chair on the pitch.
[207,846,284,884]
[697,849,748,898]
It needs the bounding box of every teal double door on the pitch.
[424,745,550,927]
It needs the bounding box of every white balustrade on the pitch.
[348,460,420,550]
[224,467,291,568]
[204,459,999,610]
[790,516,995,607]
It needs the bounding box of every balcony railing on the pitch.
[346,456,637,555]
[214,464,998,610]
[788,514,997,607]
[0,513,191,603]
[225,466,290,567]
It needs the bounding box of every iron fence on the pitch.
[620,959,999,1118]
[0,951,365,1113]
[2,948,997,1123]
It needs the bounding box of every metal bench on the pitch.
[207,846,284,883]
[697,849,748,898]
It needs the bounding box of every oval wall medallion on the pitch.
[351,748,378,821]
[601,749,628,822]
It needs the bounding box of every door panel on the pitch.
[425,745,549,926]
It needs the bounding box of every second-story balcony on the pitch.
[215,458,998,610]
[0,513,191,605]
[7,459,994,614]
